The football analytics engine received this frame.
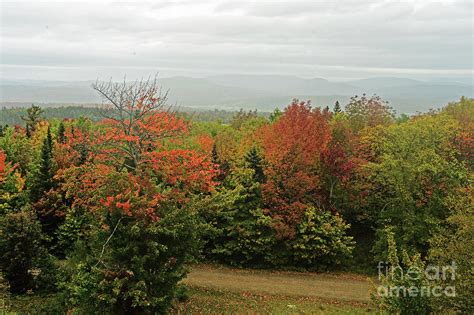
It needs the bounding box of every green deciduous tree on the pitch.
[429,188,474,313]
[345,94,394,133]
[364,115,469,259]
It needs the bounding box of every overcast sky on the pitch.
[0,0,472,81]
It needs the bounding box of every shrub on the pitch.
[62,204,204,314]
[198,167,277,267]
[287,207,354,269]
[371,228,431,314]
[202,179,354,270]
[55,207,88,255]
[211,205,276,267]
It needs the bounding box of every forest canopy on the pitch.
[1,81,472,313]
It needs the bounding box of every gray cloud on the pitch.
[0,0,472,81]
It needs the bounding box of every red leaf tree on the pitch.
[259,99,332,238]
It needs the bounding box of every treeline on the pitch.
[0,105,264,126]
[0,79,472,314]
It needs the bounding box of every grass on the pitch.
[1,264,376,314]
[184,264,373,302]
[174,264,375,314]
[172,286,375,314]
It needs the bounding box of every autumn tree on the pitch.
[0,126,34,175]
[442,97,474,169]
[0,150,26,214]
[345,94,394,133]
[230,109,258,130]
[61,77,217,313]
[260,99,332,237]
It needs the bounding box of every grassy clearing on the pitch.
[172,286,374,314]
[183,264,373,302]
[1,264,376,314]
[174,264,375,314]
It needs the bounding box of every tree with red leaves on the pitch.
[60,77,217,313]
[260,99,332,238]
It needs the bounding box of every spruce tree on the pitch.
[57,121,66,144]
[21,104,43,134]
[334,101,342,113]
[30,127,54,202]
[77,144,88,165]
[245,146,265,183]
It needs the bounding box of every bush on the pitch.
[62,204,204,314]
[0,208,50,294]
[371,228,431,314]
[55,207,88,256]
[202,178,354,270]
[200,174,276,267]
[211,206,276,267]
[287,207,354,270]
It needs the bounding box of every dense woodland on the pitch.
[0,79,472,314]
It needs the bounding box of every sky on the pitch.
[0,0,472,81]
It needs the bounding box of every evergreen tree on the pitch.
[212,143,229,182]
[21,104,43,134]
[245,146,265,183]
[57,121,66,144]
[79,145,89,165]
[334,101,342,113]
[30,127,54,202]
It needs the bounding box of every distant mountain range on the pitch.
[1,75,472,114]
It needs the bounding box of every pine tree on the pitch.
[79,144,89,165]
[212,143,229,182]
[334,101,342,113]
[245,146,265,183]
[21,104,43,134]
[30,127,54,202]
[57,121,66,144]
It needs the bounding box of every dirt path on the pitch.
[183,265,373,303]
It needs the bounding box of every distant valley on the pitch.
[1,75,472,114]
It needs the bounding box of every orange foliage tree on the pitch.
[260,99,332,238]
[57,78,218,313]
